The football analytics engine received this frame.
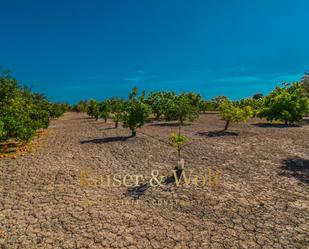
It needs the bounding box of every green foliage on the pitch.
[212,96,228,110]
[87,100,100,120]
[169,132,188,160]
[198,100,216,112]
[146,91,215,117]
[107,97,125,113]
[146,91,176,119]
[219,100,253,130]
[236,97,264,117]
[100,111,109,122]
[253,93,264,100]
[107,98,125,127]
[184,92,202,108]
[85,98,125,125]
[112,112,123,128]
[0,120,6,140]
[99,101,111,122]
[164,94,199,124]
[49,103,70,118]
[123,88,149,136]
[0,71,68,143]
[74,100,89,112]
[258,82,309,124]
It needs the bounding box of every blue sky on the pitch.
[1,0,308,104]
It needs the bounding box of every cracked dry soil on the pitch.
[0,112,308,249]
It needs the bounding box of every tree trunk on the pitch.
[224,120,230,131]
[180,117,184,126]
[175,159,185,181]
[285,120,288,125]
[131,130,136,137]
[115,121,118,128]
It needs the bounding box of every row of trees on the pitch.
[76,89,149,136]
[0,71,70,143]
[218,82,309,129]
[75,89,203,136]
[75,82,309,135]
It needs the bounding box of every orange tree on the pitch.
[87,100,100,120]
[107,98,125,128]
[218,100,253,131]
[123,88,149,136]
[0,71,68,143]
[164,94,199,125]
[258,82,309,124]
[146,91,176,120]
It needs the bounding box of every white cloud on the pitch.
[271,73,302,83]
[121,76,142,82]
[136,70,147,75]
[212,76,261,83]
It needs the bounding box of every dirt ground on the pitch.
[0,112,308,249]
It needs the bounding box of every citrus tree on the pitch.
[219,100,253,131]
[169,132,188,161]
[146,91,176,120]
[112,113,123,128]
[74,100,89,112]
[199,100,216,112]
[236,97,263,117]
[123,88,149,136]
[253,93,264,100]
[212,96,228,110]
[87,100,100,120]
[108,98,125,128]
[99,101,111,122]
[164,94,199,125]
[258,82,309,124]
[184,92,202,109]
[0,120,5,141]
[0,71,68,143]
[0,75,38,142]
[49,103,70,118]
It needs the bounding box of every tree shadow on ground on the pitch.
[162,168,183,185]
[138,131,171,146]
[80,135,132,144]
[200,111,219,115]
[149,122,192,127]
[279,157,309,184]
[197,130,238,137]
[125,169,183,199]
[71,116,93,120]
[125,183,150,199]
[300,118,309,126]
[252,123,300,128]
[101,127,115,130]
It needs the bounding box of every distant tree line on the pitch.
[74,76,309,135]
